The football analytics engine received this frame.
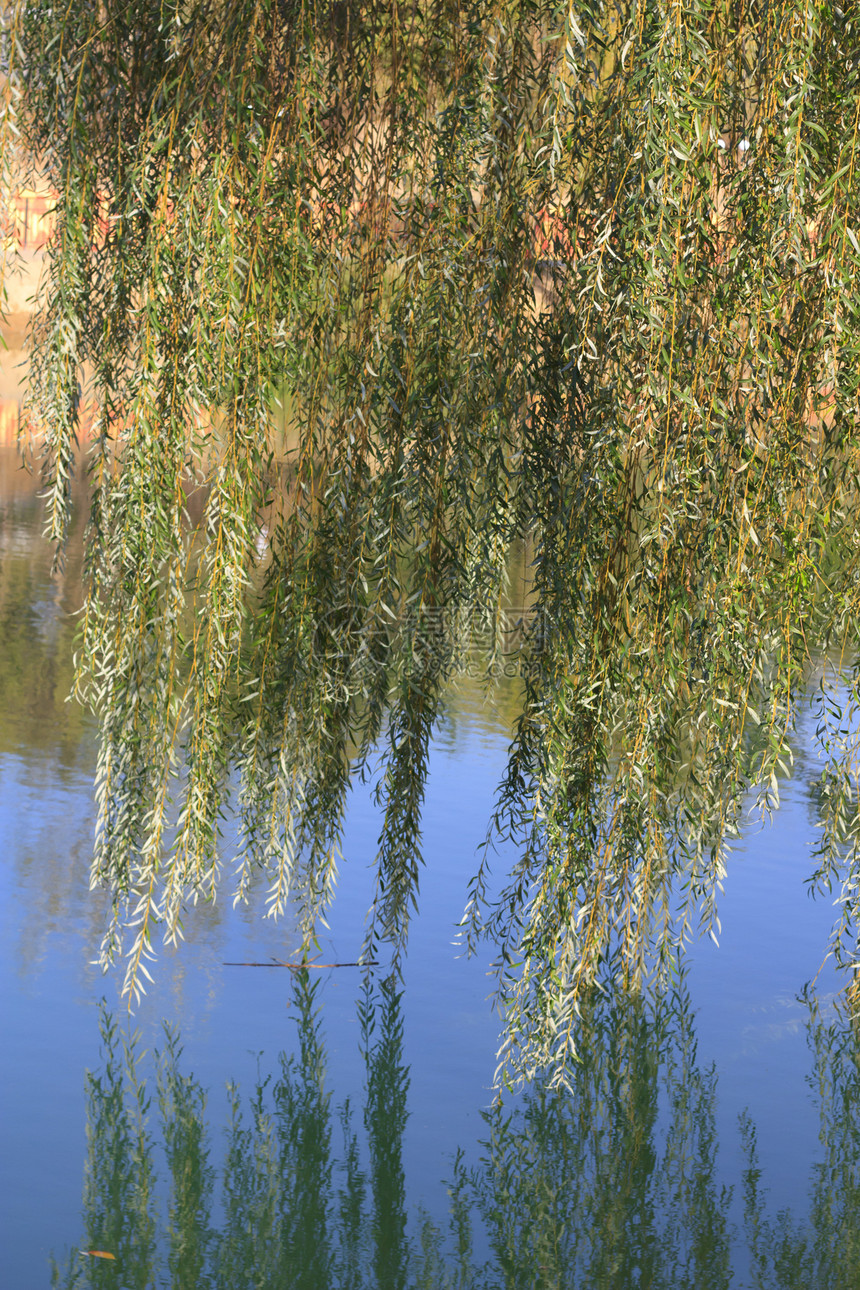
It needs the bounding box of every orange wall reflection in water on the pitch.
[0,397,99,446]
[0,398,20,445]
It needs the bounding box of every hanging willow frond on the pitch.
[4,0,860,1077]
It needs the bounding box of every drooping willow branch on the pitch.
[4,0,860,1077]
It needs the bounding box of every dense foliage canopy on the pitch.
[3,0,860,1077]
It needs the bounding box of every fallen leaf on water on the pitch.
[80,1250,116,1260]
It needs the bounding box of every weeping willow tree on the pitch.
[3,0,860,1076]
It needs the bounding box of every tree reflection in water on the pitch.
[51,977,860,1289]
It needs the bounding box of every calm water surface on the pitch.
[0,446,857,1288]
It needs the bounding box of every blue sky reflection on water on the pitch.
[0,451,853,1288]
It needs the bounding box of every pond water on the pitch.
[0,442,857,1288]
